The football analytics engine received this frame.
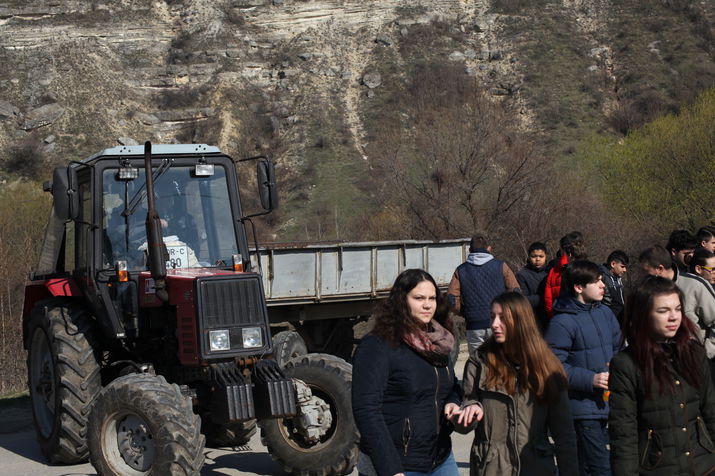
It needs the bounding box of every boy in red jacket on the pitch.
[544,231,587,318]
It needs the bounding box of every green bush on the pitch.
[584,86,715,232]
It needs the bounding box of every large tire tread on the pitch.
[260,353,359,476]
[203,419,257,448]
[27,298,101,464]
[88,373,204,476]
[272,330,308,368]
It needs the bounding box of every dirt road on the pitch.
[0,347,472,475]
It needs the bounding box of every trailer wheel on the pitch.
[203,419,257,448]
[26,298,101,464]
[260,353,358,476]
[272,330,307,368]
[88,373,205,476]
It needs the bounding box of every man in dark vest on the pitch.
[448,234,520,356]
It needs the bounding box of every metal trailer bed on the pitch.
[250,239,470,323]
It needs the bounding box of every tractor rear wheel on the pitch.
[260,353,358,476]
[88,373,205,476]
[26,298,101,464]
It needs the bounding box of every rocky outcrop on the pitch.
[0,0,713,238]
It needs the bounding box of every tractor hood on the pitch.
[138,269,271,365]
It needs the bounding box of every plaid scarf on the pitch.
[402,319,455,367]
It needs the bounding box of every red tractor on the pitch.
[22,142,358,475]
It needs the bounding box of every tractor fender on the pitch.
[22,278,83,348]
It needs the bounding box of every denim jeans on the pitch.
[466,328,492,356]
[574,419,612,476]
[358,451,459,476]
[404,452,459,476]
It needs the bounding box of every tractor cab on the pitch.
[27,144,278,362]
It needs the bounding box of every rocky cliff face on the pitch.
[1,0,713,238]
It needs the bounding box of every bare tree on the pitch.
[374,87,544,241]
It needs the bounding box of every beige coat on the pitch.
[455,353,579,476]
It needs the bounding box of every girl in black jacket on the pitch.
[352,269,462,476]
[609,276,715,476]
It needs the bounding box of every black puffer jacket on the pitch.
[599,264,625,323]
[516,263,547,329]
[609,343,715,476]
[352,334,461,476]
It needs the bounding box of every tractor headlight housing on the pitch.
[242,327,263,348]
[209,329,230,351]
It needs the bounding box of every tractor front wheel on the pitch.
[260,353,358,476]
[88,373,204,476]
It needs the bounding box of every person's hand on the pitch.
[450,404,483,426]
[394,473,405,476]
[593,372,609,389]
[444,403,460,419]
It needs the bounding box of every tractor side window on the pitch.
[35,208,66,276]
[64,221,75,272]
[75,181,92,271]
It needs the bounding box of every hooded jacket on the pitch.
[545,297,622,420]
[454,352,579,476]
[448,249,520,330]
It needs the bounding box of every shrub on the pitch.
[584,86,715,232]
[0,180,50,394]
[4,135,47,180]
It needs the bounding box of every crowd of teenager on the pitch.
[351,226,715,476]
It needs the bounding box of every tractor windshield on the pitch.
[102,164,238,270]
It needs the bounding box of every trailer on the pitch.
[251,239,470,365]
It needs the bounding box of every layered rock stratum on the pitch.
[1,0,713,237]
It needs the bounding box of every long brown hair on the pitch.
[622,276,702,396]
[483,292,567,403]
[371,269,453,346]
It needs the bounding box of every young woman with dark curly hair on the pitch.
[352,269,462,476]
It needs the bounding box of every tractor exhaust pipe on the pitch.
[144,141,169,302]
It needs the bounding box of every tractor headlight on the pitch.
[117,160,138,180]
[195,163,214,176]
[242,327,263,348]
[209,329,230,351]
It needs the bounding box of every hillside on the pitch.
[0,0,714,241]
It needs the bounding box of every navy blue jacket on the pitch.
[545,297,622,420]
[352,334,461,476]
[457,253,506,330]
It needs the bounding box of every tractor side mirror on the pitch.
[257,160,278,211]
[51,166,79,221]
